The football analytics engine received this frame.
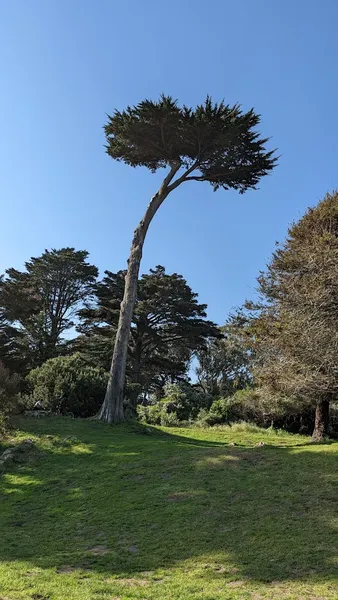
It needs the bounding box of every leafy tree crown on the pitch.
[105,95,277,193]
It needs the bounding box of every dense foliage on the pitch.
[0,248,97,372]
[195,322,252,397]
[0,361,21,434]
[78,266,219,402]
[27,354,108,418]
[137,382,211,426]
[105,95,277,192]
[243,191,338,439]
[1,188,338,440]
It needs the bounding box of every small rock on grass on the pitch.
[0,449,15,464]
[17,439,35,452]
[0,439,36,469]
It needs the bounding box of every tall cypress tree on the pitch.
[101,95,277,421]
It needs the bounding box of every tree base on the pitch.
[97,395,125,424]
[312,399,330,441]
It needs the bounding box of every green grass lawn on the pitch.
[1,417,338,600]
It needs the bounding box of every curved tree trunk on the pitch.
[99,164,180,423]
[312,398,330,441]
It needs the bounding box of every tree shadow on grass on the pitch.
[1,417,338,587]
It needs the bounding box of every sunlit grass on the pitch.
[0,416,337,599]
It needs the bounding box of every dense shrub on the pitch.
[137,401,180,427]
[227,387,316,432]
[227,388,267,424]
[196,387,317,433]
[196,399,229,426]
[137,381,325,435]
[137,383,209,426]
[160,383,210,420]
[208,398,229,423]
[26,354,108,418]
[137,402,163,425]
[160,410,181,427]
[0,361,21,435]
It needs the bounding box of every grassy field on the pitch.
[1,417,338,600]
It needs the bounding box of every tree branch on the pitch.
[185,164,268,184]
[159,162,181,194]
[167,161,200,193]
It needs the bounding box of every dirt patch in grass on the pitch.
[226,579,246,588]
[108,578,149,587]
[24,570,42,578]
[56,565,77,574]
[167,492,192,501]
[214,565,227,573]
[88,545,110,556]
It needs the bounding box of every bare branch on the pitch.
[185,176,206,182]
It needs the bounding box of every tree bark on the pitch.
[99,164,180,423]
[312,398,330,441]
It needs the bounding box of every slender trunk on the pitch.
[99,164,180,423]
[312,398,330,441]
[129,348,142,409]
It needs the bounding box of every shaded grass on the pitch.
[0,416,338,599]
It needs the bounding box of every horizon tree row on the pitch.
[0,249,224,399]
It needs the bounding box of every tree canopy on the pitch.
[195,322,252,398]
[0,248,98,370]
[78,265,219,401]
[246,191,338,439]
[105,95,277,192]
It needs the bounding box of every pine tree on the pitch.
[78,266,219,404]
[0,248,98,370]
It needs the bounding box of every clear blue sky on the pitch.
[1,0,338,325]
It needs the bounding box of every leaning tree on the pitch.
[100,95,277,423]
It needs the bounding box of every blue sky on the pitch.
[1,0,338,325]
